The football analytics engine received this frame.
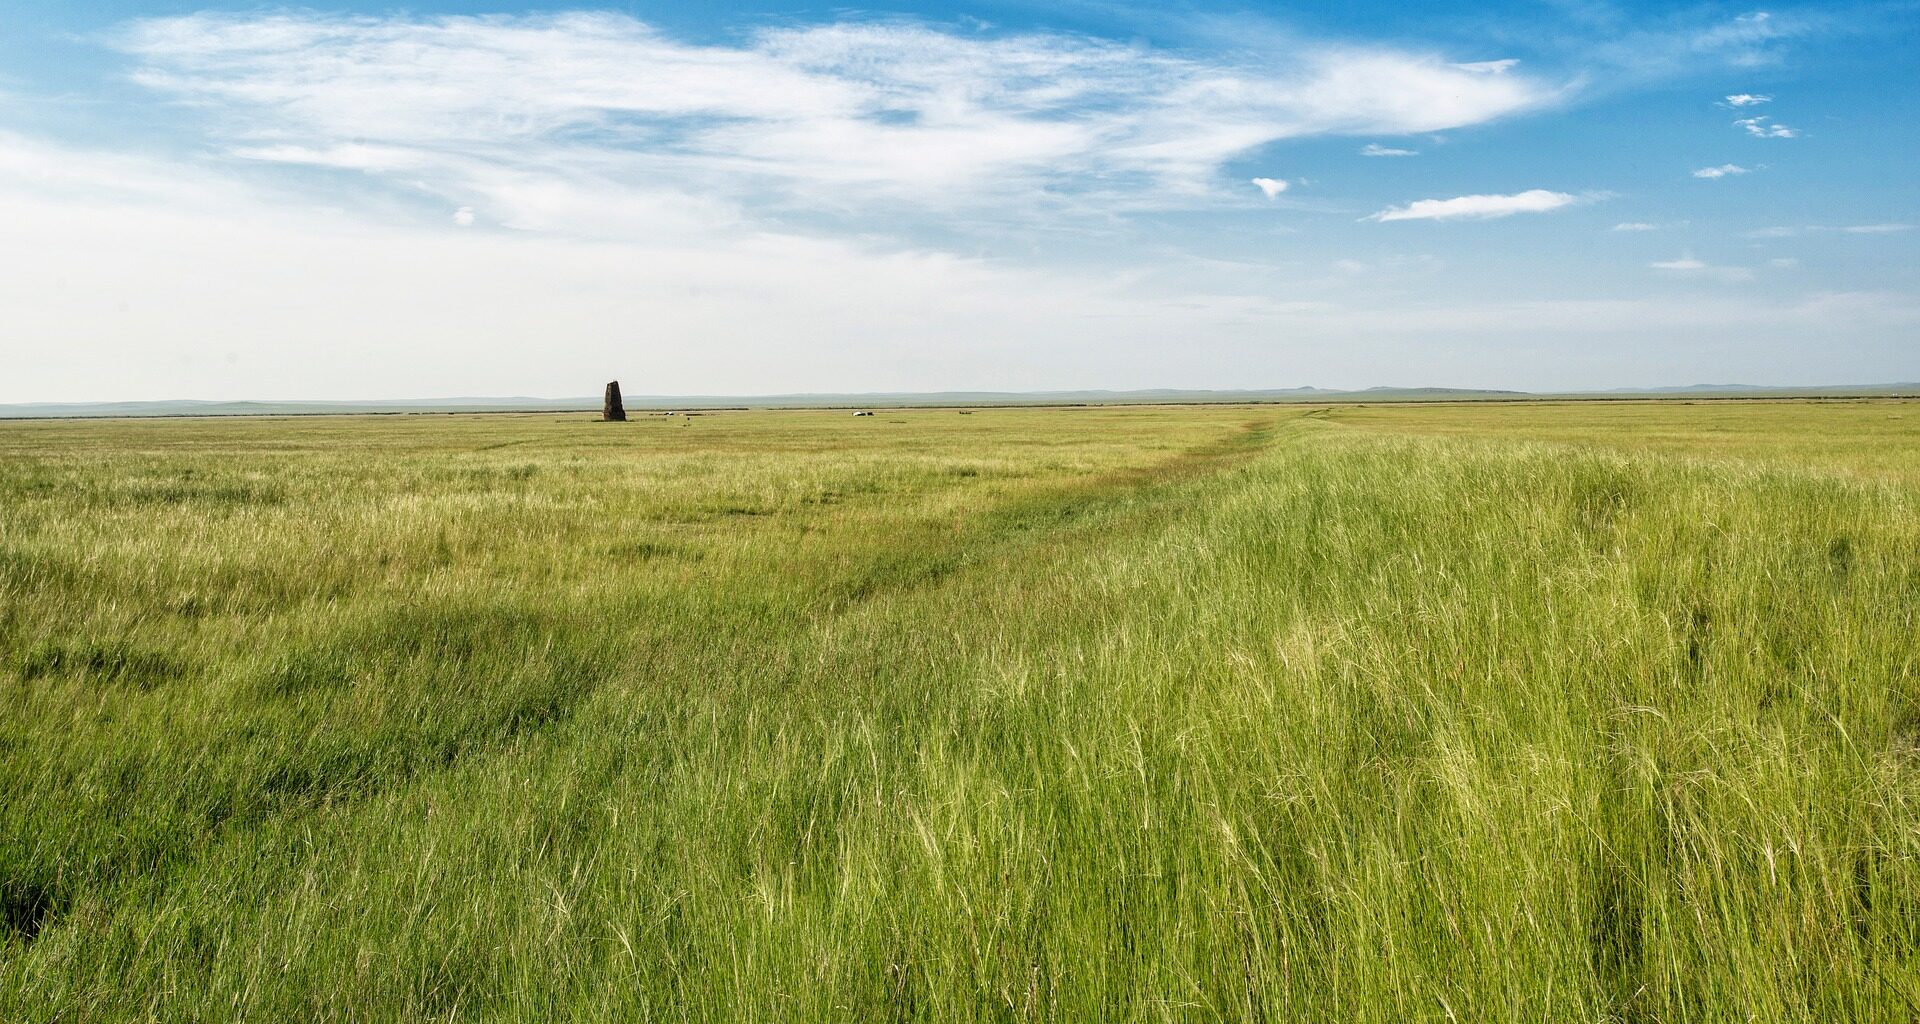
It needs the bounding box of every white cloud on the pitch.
[1842,223,1912,234]
[1767,257,1799,268]
[110,11,1560,215]
[1735,116,1797,138]
[1724,93,1771,106]
[1612,222,1659,231]
[0,129,241,208]
[451,206,475,227]
[1360,143,1418,157]
[1365,189,1582,222]
[1692,163,1750,179]
[1651,255,1753,281]
[0,134,1311,401]
[1251,177,1289,199]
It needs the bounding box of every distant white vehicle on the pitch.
[852,410,874,416]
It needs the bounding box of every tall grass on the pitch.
[2,404,1916,1020]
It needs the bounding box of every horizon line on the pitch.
[4,382,1919,419]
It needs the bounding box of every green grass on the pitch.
[2,402,1917,1021]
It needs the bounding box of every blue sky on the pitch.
[1,1,1914,400]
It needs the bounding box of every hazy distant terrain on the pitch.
[3,383,1915,418]
[4,401,1918,1020]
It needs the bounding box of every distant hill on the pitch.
[3,384,1915,419]
[0,397,598,419]
[1590,383,1920,398]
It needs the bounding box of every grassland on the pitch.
[2,401,1917,1021]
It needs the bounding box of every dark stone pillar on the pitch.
[603,381,626,421]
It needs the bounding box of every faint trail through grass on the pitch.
[3,403,1917,1021]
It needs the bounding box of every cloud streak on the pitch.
[1366,189,1582,222]
[1735,115,1797,138]
[1693,163,1750,179]
[1749,223,1914,239]
[1651,256,1754,282]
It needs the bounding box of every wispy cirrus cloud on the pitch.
[1586,9,1806,79]
[109,10,1559,226]
[1360,143,1418,157]
[1724,93,1771,106]
[1749,223,1913,237]
[1687,11,1794,65]
[1365,189,1585,222]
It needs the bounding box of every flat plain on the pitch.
[2,401,1917,1021]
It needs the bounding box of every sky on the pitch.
[0,1,1915,401]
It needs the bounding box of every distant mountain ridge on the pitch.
[3,384,1915,419]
